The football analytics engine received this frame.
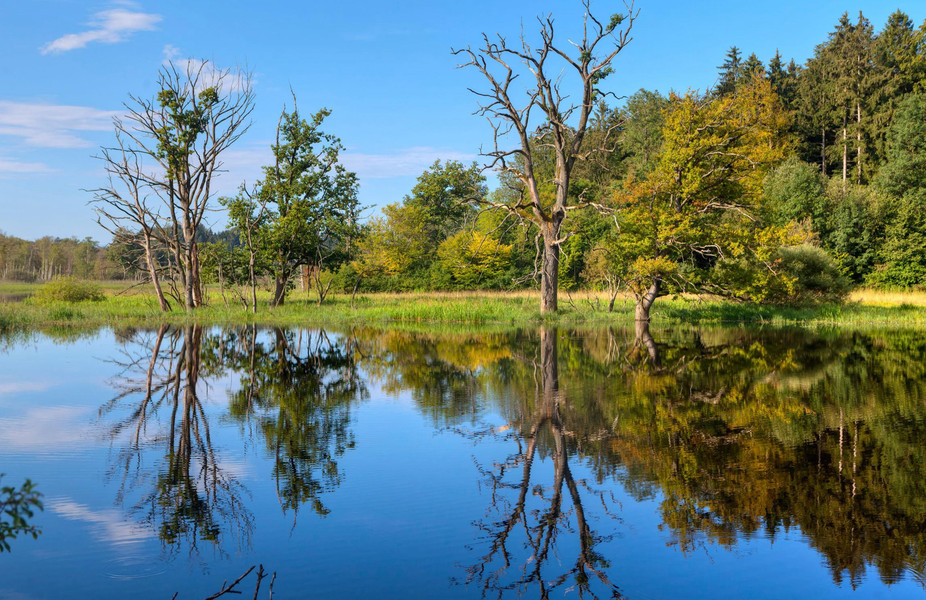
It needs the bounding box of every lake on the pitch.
[1,324,925,599]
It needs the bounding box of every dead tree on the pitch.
[454,1,636,313]
[461,327,623,598]
[92,135,171,311]
[95,60,254,312]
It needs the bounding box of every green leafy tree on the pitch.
[596,76,794,319]
[620,89,669,176]
[869,11,926,168]
[0,476,43,552]
[434,228,512,289]
[258,106,361,306]
[870,93,926,287]
[352,160,486,290]
[764,157,829,231]
[822,180,886,283]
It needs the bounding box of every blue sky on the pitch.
[0,0,921,241]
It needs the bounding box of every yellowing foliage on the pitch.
[597,75,796,306]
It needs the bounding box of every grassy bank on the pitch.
[5,281,926,332]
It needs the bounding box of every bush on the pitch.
[767,245,851,304]
[31,277,105,304]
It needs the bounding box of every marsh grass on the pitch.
[4,283,926,332]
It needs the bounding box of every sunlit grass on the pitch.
[5,281,926,332]
[848,288,926,307]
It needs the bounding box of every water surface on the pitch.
[1,324,925,598]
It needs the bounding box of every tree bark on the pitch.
[541,225,561,314]
[142,235,169,312]
[271,276,287,307]
[191,242,203,307]
[821,126,827,176]
[856,100,862,184]
[842,116,848,185]
[634,279,661,322]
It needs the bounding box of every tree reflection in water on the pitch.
[461,327,623,599]
[358,324,926,592]
[101,325,368,554]
[101,324,252,556]
[91,323,926,590]
[224,327,366,518]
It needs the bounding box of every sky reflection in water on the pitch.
[1,324,925,599]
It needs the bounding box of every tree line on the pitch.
[7,5,926,318]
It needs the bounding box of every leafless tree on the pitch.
[93,60,254,312]
[100,325,254,556]
[454,1,636,313]
[93,137,172,310]
[460,328,623,599]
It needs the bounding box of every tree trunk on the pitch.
[540,226,560,314]
[607,284,618,313]
[634,279,660,322]
[142,235,169,312]
[856,101,862,184]
[842,117,848,185]
[249,259,258,314]
[271,276,287,307]
[191,242,203,307]
[821,126,826,176]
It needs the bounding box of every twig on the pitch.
[202,565,255,600]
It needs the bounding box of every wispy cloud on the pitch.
[0,101,117,148]
[41,6,161,55]
[49,498,152,548]
[161,45,252,93]
[341,146,476,179]
[0,157,52,174]
[0,381,55,394]
[0,405,92,451]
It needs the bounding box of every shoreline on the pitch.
[5,287,926,333]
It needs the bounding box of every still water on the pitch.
[1,324,925,599]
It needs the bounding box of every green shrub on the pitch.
[32,277,105,304]
[767,245,851,304]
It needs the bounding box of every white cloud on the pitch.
[341,146,476,179]
[41,7,162,55]
[0,101,117,148]
[0,381,54,394]
[161,46,252,94]
[49,498,152,547]
[0,405,93,451]
[0,157,52,174]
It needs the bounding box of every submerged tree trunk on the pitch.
[634,320,659,365]
[540,326,559,407]
[634,279,661,322]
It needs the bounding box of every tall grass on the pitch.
[4,283,926,332]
